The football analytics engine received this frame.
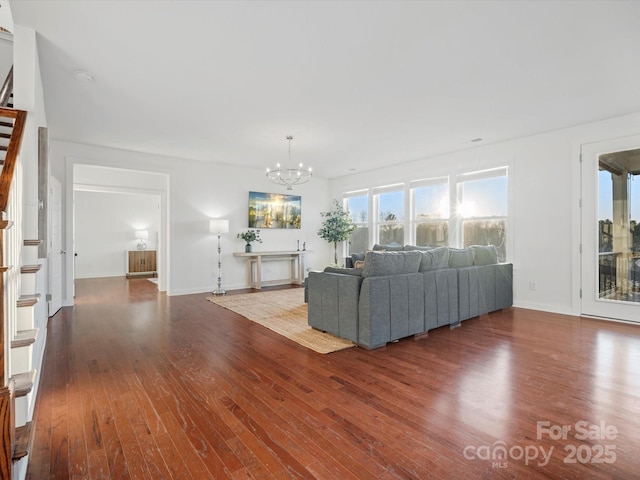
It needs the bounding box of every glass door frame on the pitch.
[581,134,640,323]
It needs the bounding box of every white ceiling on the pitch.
[9,0,640,178]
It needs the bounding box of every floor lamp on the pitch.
[210,219,229,295]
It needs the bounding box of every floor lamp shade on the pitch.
[210,219,229,234]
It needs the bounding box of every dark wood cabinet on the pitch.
[126,250,157,277]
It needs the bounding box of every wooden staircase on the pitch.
[0,97,33,479]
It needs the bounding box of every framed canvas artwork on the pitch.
[248,191,301,229]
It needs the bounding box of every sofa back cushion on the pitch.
[416,247,450,271]
[448,248,475,268]
[372,243,405,252]
[403,245,433,251]
[362,251,422,277]
[470,245,499,266]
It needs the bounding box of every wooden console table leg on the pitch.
[256,256,262,289]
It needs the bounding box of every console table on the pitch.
[233,251,307,289]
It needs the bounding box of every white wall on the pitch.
[74,190,160,278]
[50,140,333,304]
[330,113,640,317]
[50,111,640,316]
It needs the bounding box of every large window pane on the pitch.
[377,189,404,245]
[414,183,449,219]
[463,219,506,261]
[459,171,507,261]
[460,176,507,217]
[347,195,368,223]
[346,194,369,254]
[349,227,369,254]
[413,180,449,247]
[416,222,448,247]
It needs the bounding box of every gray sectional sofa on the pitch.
[307,244,513,349]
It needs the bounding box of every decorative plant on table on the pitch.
[317,199,357,265]
[237,229,262,252]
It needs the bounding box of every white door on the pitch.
[48,177,63,316]
[581,134,640,322]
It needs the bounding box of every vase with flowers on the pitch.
[237,229,262,252]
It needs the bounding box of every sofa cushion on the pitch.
[449,248,475,268]
[323,266,364,276]
[372,243,404,252]
[417,247,450,271]
[362,251,422,277]
[471,245,498,266]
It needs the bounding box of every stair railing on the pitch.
[0,103,28,479]
[0,67,12,108]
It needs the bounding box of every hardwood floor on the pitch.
[27,277,640,479]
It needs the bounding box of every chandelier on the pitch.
[266,135,312,190]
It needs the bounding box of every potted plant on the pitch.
[237,229,262,252]
[317,199,357,265]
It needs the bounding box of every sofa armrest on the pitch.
[358,273,424,349]
[457,263,513,321]
[307,271,363,343]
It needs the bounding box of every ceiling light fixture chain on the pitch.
[266,135,312,190]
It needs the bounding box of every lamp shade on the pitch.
[135,230,149,240]
[209,219,229,234]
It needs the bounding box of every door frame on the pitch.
[581,134,640,323]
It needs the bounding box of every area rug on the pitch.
[207,288,355,354]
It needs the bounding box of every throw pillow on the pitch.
[448,248,475,268]
[362,251,422,277]
[417,246,450,271]
[354,260,366,269]
[470,245,498,266]
[351,252,365,264]
[323,266,364,276]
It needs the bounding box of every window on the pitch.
[374,185,404,245]
[344,192,369,255]
[341,165,509,261]
[457,167,508,261]
[411,177,449,247]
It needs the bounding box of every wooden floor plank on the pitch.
[26,277,640,479]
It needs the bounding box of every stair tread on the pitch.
[20,264,42,274]
[17,293,41,307]
[0,219,13,229]
[12,370,36,397]
[11,328,39,348]
[0,265,11,272]
[12,422,32,461]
